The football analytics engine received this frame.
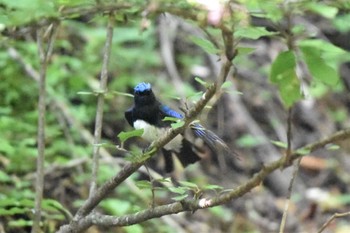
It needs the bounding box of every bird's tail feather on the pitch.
[190,123,238,158]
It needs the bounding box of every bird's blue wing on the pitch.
[159,104,184,119]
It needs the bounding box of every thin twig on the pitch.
[89,14,115,196]
[279,158,301,233]
[285,107,293,163]
[317,211,350,233]
[31,23,58,233]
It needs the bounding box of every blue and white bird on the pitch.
[125,82,232,172]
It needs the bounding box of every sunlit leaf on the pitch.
[163,116,179,122]
[299,45,339,86]
[194,77,208,87]
[269,50,302,107]
[235,26,278,39]
[271,140,287,149]
[305,2,338,19]
[189,36,220,54]
[118,129,144,143]
[135,180,152,189]
[171,120,185,129]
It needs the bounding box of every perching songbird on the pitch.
[125,82,233,172]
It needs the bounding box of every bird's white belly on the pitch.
[133,120,183,152]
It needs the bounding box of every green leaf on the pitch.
[171,194,188,201]
[305,2,338,19]
[135,180,152,189]
[269,50,302,107]
[235,26,278,40]
[299,45,339,87]
[9,219,33,227]
[118,129,144,143]
[77,91,94,95]
[325,144,340,151]
[236,134,265,148]
[203,184,224,191]
[163,116,179,122]
[194,77,208,87]
[270,140,287,149]
[179,181,198,189]
[221,81,233,89]
[100,199,131,216]
[168,186,187,195]
[125,224,143,233]
[295,147,311,155]
[171,120,185,129]
[189,36,220,54]
[236,46,256,55]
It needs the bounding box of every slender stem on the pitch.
[90,15,114,196]
[32,24,58,233]
[317,211,350,233]
[279,158,301,233]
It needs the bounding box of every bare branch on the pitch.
[317,211,350,233]
[31,23,58,233]
[57,127,350,232]
[90,14,115,196]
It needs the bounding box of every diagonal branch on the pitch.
[62,127,350,232]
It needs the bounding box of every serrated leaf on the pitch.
[235,26,278,39]
[271,140,287,149]
[189,36,220,54]
[269,50,302,107]
[118,129,144,143]
[299,45,339,87]
[172,194,188,201]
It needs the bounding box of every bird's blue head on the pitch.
[134,82,151,94]
[133,82,155,106]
